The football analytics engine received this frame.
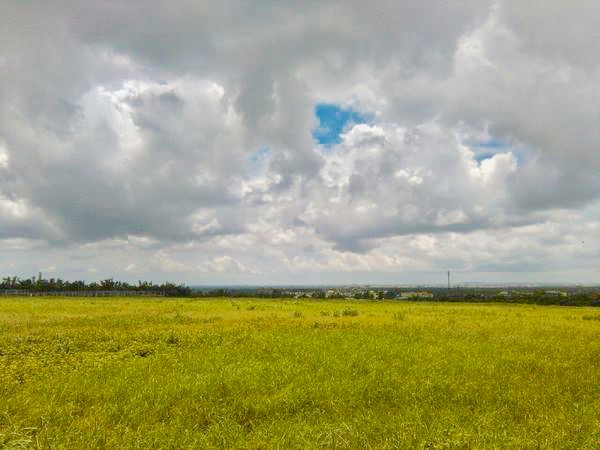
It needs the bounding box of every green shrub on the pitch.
[165,330,179,345]
[131,345,154,357]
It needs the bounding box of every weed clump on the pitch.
[331,309,360,317]
[165,331,180,345]
[131,346,154,358]
[292,311,303,318]
[105,341,121,353]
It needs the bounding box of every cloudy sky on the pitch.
[0,1,599,285]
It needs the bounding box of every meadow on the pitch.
[0,297,598,449]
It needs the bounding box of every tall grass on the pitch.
[0,297,598,448]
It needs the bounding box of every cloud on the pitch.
[299,122,520,251]
[124,263,140,274]
[39,265,57,274]
[199,256,251,274]
[0,1,598,283]
[151,250,191,273]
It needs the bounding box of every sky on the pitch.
[0,1,599,285]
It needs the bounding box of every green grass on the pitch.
[0,297,599,449]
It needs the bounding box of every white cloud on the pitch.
[39,265,56,274]
[0,141,8,168]
[199,256,251,274]
[124,263,140,274]
[151,250,190,273]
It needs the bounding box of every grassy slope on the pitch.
[0,297,599,449]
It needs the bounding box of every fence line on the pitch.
[0,289,165,297]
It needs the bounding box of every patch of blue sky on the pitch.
[473,151,498,163]
[511,148,529,165]
[248,146,271,173]
[468,138,529,166]
[312,103,372,146]
[473,137,507,149]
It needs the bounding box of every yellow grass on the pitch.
[1,297,599,448]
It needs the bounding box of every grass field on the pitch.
[0,297,599,449]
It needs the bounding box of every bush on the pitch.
[131,346,154,358]
[560,300,576,306]
[165,330,179,345]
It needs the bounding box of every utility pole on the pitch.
[447,270,450,290]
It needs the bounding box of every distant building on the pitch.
[545,290,568,297]
[398,291,434,299]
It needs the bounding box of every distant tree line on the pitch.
[0,275,191,297]
[198,287,599,306]
[197,288,289,298]
[407,291,600,307]
[1,276,598,305]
